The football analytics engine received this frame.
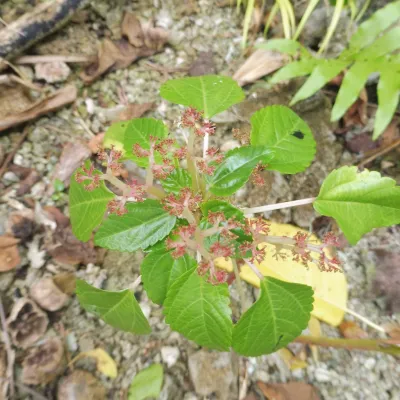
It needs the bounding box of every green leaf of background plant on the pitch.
[160,75,245,118]
[331,61,376,121]
[314,166,400,245]
[94,199,176,252]
[348,1,400,51]
[161,168,192,194]
[257,39,310,56]
[76,279,151,334]
[141,251,196,305]
[164,268,232,351]
[104,118,168,167]
[250,105,316,174]
[208,145,274,196]
[374,68,400,139]
[232,277,313,356]
[290,60,349,105]
[69,171,114,242]
[128,364,163,400]
[270,59,318,84]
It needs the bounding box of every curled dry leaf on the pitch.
[30,277,70,311]
[81,13,168,83]
[57,370,106,400]
[233,49,287,86]
[7,298,49,348]
[0,85,77,132]
[87,133,105,154]
[72,348,117,379]
[53,272,76,295]
[22,337,64,385]
[0,234,20,272]
[35,61,71,83]
[257,381,320,400]
[339,321,368,339]
[116,102,155,122]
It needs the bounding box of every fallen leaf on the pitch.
[339,321,368,339]
[215,221,348,326]
[58,370,106,400]
[378,120,400,149]
[51,141,91,189]
[30,277,70,311]
[42,206,70,228]
[372,249,400,313]
[81,13,168,83]
[117,102,155,121]
[345,132,378,153]
[87,133,105,153]
[189,51,216,76]
[73,348,117,379]
[0,85,77,132]
[278,348,308,371]
[53,272,76,295]
[233,49,287,86]
[257,381,320,400]
[35,61,71,83]
[16,169,40,196]
[0,234,20,271]
[343,88,368,128]
[383,323,400,339]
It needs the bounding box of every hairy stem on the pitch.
[145,149,155,189]
[232,259,247,313]
[103,172,127,192]
[243,197,316,215]
[244,259,264,280]
[295,335,400,356]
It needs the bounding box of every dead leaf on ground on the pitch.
[233,49,287,86]
[81,13,168,83]
[50,141,91,190]
[88,133,105,153]
[35,61,71,83]
[0,234,20,271]
[116,102,155,121]
[57,370,106,400]
[339,321,368,339]
[71,348,117,379]
[42,205,70,228]
[22,337,64,385]
[257,381,320,400]
[342,88,368,129]
[53,272,76,295]
[7,298,49,348]
[372,249,400,313]
[377,119,400,149]
[7,210,37,242]
[383,323,400,339]
[16,168,40,196]
[278,348,308,371]
[345,132,378,154]
[30,277,70,311]
[189,51,216,76]
[0,85,77,132]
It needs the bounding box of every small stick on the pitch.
[0,126,30,179]
[0,295,14,398]
[243,197,316,215]
[358,138,400,168]
[244,259,263,280]
[15,54,95,64]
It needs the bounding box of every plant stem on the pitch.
[244,259,264,280]
[103,172,127,192]
[187,130,201,193]
[294,335,400,356]
[0,295,14,398]
[146,149,155,189]
[243,197,316,215]
[232,259,247,313]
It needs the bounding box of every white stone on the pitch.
[161,346,180,368]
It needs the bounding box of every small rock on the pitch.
[188,350,238,400]
[140,302,151,319]
[364,358,376,370]
[35,62,71,83]
[314,367,332,383]
[161,346,180,368]
[3,171,19,184]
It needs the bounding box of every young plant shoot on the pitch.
[70,75,400,356]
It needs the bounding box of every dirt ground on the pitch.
[0,0,399,399]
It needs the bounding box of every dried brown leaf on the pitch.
[7,298,49,348]
[30,277,70,311]
[0,85,77,132]
[257,381,320,400]
[16,169,40,196]
[189,51,216,76]
[233,49,287,86]
[22,337,64,385]
[0,234,20,271]
[121,13,144,47]
[87,133,105,153]
[345,132,378,154]
[383,323,400,339]
[53,272,76,295]
[57,370,106,400]
[116,102,155,121]
[343,88,368,128]
[339,321,368,339]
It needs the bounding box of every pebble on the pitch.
[364,358,376,370]
[140,302,151,319]
[161,346,180,368]
[314,367,333,383]
[35,61,71,83]
[3,171,19,183]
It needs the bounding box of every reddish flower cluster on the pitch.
[195,121,216,137]
[181,107,203,128]
[162,187,202,217]
[107,197,128,216]
[209,242,233,258]
[97,146,122,173]
[166,224,196,258]
[196,261,228,285]
[251,163,267,186]
[106,179,145,216]
[292,232,313,265]
[75,163,101,191]
[232,128,250,145]
[196,147,224,176]
[152,159,175,180]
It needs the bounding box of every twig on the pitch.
[244,259,263,280]
[0,73,43,91]
[243,197,316,215]
[0,377,49,400]
[15,54,95,64]
[294,335,400,356]
[0,126,30,179]
[0,295,15,398]
[358,138,400,168]
[129,276,142,291]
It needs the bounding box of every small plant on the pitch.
[70,75,400,356]
[258,1,400,139]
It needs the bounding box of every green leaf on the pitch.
[356,27,400,60]
[141,250,196,305]
[104,118,168,167]
[290,60,349,105]
[128,364,164,400]
[161,168,192,194]
[208,145,274,196]
[76,279,151,334]
[95,199,176,252]
[164,268,232,351]
[201,200,245,220]
[331,61,376,121]
[373,68,400,139]
[232,277,313,356]
[349,1,400,51]
[270,59,318,84]
[69,171,114,242]
[160,75,245,118]
[314,166,400,245]
[256,39,310,56]
[250,105,316,174]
